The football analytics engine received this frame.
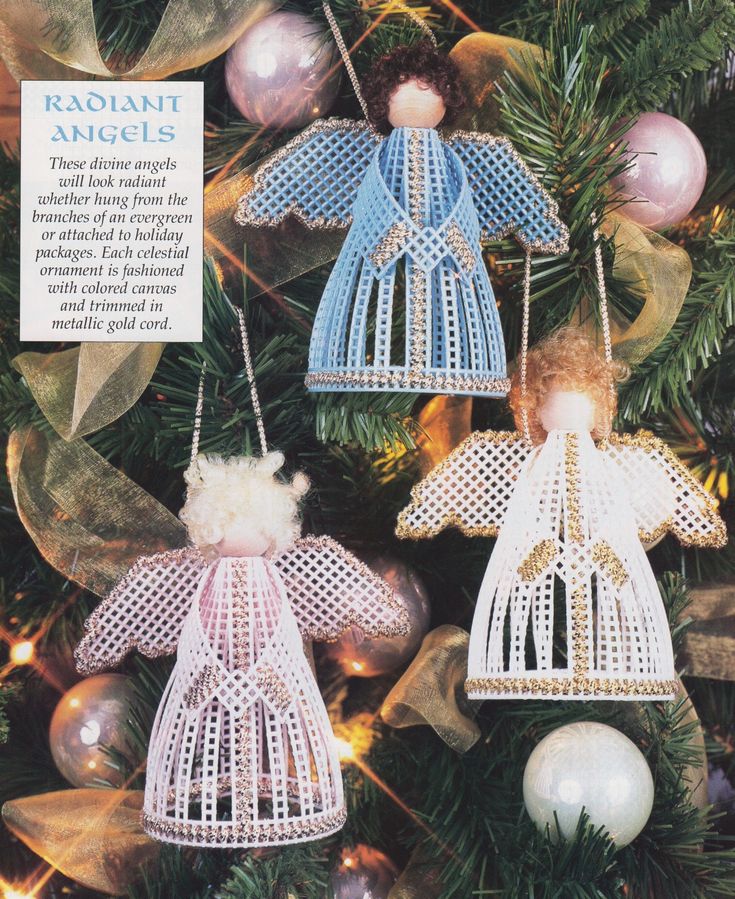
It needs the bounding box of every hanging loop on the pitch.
[190,304,268,464]
[323,1,437,125]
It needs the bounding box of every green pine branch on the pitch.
[614,0,735,112]
[620,210,735,419]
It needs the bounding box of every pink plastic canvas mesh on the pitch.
[397,428,726,701]
[75,539,407,847]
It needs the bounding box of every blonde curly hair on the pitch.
[179,452,309,553]
[509,327,628,444]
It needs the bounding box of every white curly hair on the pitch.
[179,451,309,553]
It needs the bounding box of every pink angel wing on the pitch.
[273,535,408,641]
[74,547,209,675]
[396,430,533,540]
[603,430,727,548]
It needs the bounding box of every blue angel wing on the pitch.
[445,131,569,254]
[235,118,383,230]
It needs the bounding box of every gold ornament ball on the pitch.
[324,554,431,677]
[49,674,136,788]
[331,844,399,899]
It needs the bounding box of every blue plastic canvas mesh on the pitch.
[236,120,569,396]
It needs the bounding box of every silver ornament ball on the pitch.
[331,844,399,899]
[49,674,136,788]
[224,10,341,129]
[523,721,654,848]
[324,554,431,677]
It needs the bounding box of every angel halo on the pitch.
[235,39,569,396]
[397,327,726,702]
[75,449,408,848]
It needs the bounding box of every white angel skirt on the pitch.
[466,430,678,701]
[142,556,346,847]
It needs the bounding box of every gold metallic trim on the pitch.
[517,539,557,582]
[591,540,629,587]
[408,129,427,375]
[142,808,347,848]
[369,221,411,268]
[465,676,678,699]
[306,369,510,394]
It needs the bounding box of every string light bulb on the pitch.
[4,888,36,899]
[9,641,34,665]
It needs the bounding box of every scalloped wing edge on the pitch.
[74,546,208,675]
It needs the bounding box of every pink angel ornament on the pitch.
[75,452,408,848]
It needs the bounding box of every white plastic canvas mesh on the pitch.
[75,547,207,674]
[75,539,407,847]
[397,428,726,701]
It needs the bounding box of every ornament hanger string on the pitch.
[190,304,268,465]
[322,1,437,124]
[519,220,612,443]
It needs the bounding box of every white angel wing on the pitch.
[272,535,408,641]
[396,431,533,539]
[74,547,209,674]
[603,430,727,548]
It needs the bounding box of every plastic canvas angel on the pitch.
[397,328,726,701]
[235,40,568,396]
[75,452,407,848]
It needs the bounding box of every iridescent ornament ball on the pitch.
[323,554,431,677]
[224,10,341,130]
[611,111,707,231]
[49,674,136,788]
[331,844,399,899]
[523,721,654,848]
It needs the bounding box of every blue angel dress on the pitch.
[236,120,568,396]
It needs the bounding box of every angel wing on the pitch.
[235,118,382,230]
[445,131,569,254]
[396,431,533,539]
[603,430,727,548]
[74,547,209,675]
[273,535,408,641]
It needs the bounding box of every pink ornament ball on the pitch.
[611,112,707,231]
[224,11,341,130]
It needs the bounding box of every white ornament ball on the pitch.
[611,111,707,231]
[224,10,342,129]
[523,721,654,847]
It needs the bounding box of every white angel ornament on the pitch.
[397,328,726,701]
[75,452,407,848]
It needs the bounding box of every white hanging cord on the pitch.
[190,306,268,464]
[519,251,532,444]
[323,2,371,121]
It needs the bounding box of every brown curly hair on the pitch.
[509,327,629,444]
[362,41,465,134]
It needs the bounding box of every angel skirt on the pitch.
[142,556,345,847]
[465,429,678,700]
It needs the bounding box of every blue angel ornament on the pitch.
[236,41,568,396]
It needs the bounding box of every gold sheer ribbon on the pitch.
[381,625,480,754]
[0,0,272,81]
[14,343,164,441]
[2,789,159,896]
[388,845,445,899]
[7,426,188,596]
